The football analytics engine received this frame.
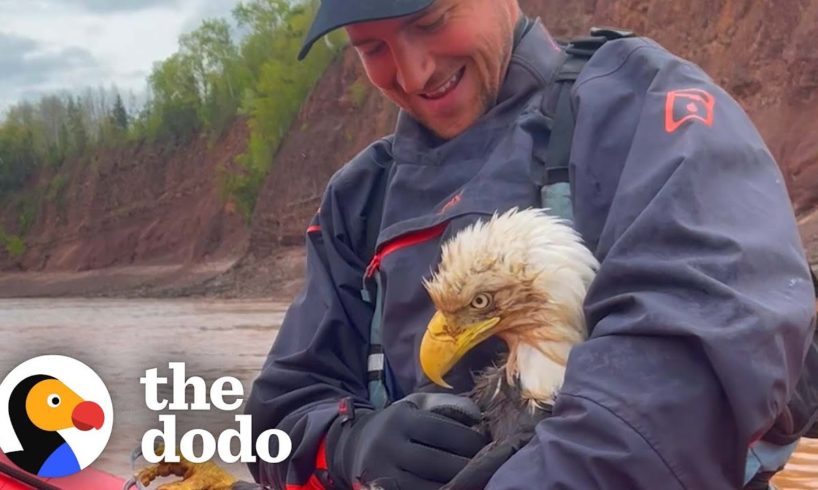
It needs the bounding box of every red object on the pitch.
[664,88,715,133]
[438,192,463,215]
[0,451,124,490]
[71,401,104,431]
[284,437,330,490]
[337,398,352,422]
[0,477,35,490]
[365,221,449,278]
[314,437,328,473]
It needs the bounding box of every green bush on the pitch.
[0,228,26,258]
[220,0,345,220]
[5,235,25,257]
[17,194,39,235]
[47,175,67,203]
[347,79,369,109]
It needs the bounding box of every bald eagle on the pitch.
[419,208,598,488]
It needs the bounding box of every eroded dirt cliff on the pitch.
[0,123,249,295]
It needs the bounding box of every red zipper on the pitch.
[365,221,449,278]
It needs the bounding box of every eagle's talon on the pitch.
[133,455,236,490]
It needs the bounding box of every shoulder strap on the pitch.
[534,27,634,219]
[360,142,396,409]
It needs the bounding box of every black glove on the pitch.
[231,482,263,490]
[326,393,488,490]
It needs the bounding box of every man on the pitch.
[246,0,816,488]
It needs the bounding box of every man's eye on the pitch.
[364,43,385,56]
[417,13,447,32]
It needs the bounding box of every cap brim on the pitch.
[298,0,436,60]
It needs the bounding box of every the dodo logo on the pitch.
[0,355,113,478]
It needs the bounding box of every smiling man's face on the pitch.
[345,0,520,140]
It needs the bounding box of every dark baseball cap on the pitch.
[298,0,436,60]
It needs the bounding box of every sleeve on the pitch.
[245,180,374,488]
[487,39,816,489]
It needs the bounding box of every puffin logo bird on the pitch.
[5,374,105,477]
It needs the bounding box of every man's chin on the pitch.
[419,114,476,141]
[412,99,487,140]
[398,96,484,140]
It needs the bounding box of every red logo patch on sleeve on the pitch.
[438,191,463,215]
[664,88,715,133]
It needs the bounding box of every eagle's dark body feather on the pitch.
[441,364,553,490]
[470,363,553,442]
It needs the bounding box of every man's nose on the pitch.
[392,42,434,94]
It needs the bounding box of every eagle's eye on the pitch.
[47,394,61,408]
[470,293,492,310]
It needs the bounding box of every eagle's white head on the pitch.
[421,208,599,402]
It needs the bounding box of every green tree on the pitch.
[66,96,88,155]
[223,0,342,220]
[0,112,37,192]
[112,93,129,132]
[181,20,234,102]
[146,53,202,142]
[180,19,250,135]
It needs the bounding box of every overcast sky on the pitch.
[0,0,243,114]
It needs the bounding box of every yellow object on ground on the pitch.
[134,455,236,490]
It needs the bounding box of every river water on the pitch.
[0,298,815,488]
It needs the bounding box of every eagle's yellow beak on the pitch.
[419,311,500,388]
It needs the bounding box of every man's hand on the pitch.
[326,393,489,490]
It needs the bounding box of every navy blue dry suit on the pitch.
[246,20,816,489]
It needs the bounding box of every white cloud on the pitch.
[0,0,243,112]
